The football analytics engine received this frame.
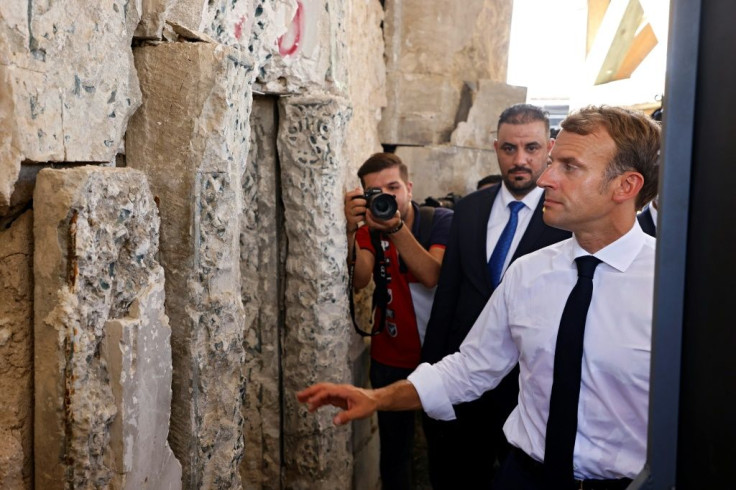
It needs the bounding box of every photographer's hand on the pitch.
[364,210,402,233]
[344,187,366,234]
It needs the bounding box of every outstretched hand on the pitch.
[296,383,379,426]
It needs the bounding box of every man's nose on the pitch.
[514,150,529,165]
[537,165,554,188]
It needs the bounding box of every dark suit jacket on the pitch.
[638,207,657,237]
[422,184,572,364]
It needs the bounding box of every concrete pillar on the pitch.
[33,166,181,489]
[126,41,252,489]
[277,94,353,489]
[0,211,34,489]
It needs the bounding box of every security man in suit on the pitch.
[420,104,571,488]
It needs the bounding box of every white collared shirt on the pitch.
[486,185,544,278]
[408,222,655,480]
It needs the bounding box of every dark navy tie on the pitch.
[544,255,603,489]
[487,201,525,288]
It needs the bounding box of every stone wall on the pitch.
[0,1,142,213]
[0,0,520,488]
[0,211,34,489]
[379,0,526,203]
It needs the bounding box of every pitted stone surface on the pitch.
[277,95,353,489]
[255,0,347,94]
[0,1,142,209]
[126,41,251,489]
[379,0,513,145]
[167,0,293,68]
[33,166,180,489]
[0,210,34,489]
[239,96,283,489]
[344,0,385,171]
[395,145,499,203]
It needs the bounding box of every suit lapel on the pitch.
[510,191,545,263]
[478,185,499,290]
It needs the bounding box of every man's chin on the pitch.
[504,179,535,196]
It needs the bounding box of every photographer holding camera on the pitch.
[345,152,453,489]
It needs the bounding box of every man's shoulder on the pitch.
[453,187,495,215]
[511,236,573,269]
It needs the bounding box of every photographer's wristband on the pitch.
[385,220,404,235]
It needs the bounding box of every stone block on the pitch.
[395,144,499,203]
[0,1,142,210]
[278,95,353,489]
[135,0,178,39]
[167,0,294,70]
[0,210,34,490]
[0,430,24,489]
[126,41,250,488]
[255,0,348,94]
[344,0,386,171]
[380,72,464,146]
[239,95,283,489]
[33,166,180,489]
[380,0,514,145]
[450,80,527,150]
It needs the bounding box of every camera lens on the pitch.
[369,193,398,220]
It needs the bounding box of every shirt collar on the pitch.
[568,220,647,273]
[499,183,544,210]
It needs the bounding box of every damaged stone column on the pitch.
[240,96,284,489]
[126,41,252,488]
[278,94,353,489]
[0,211,34,489]
[33,167,181,489]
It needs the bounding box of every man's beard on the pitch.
[503,167,539,197]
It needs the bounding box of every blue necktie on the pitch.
[487,201,525,288]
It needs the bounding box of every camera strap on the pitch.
[348,230,389,337]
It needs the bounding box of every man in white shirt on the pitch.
[298,106,661,489]
[421,104,570,488]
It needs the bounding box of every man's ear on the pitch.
[406,181,413,195]
[493,139,499,152]
[547,138,555,152]
[612,171,644,204]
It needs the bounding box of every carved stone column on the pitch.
[277,94,353,489]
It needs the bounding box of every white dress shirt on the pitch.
[408,221,655,480]
[486,185,544,278]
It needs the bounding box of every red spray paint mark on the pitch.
[277,0,303,56]
[234,15,247,40]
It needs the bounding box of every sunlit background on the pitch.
[507,0,669,128]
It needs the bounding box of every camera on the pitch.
[355,187,398,220]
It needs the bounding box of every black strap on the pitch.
[349,206,436,337]
[348,230,389,337]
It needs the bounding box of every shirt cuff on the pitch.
[407,363,457,421]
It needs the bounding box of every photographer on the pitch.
[345,152,453,489]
